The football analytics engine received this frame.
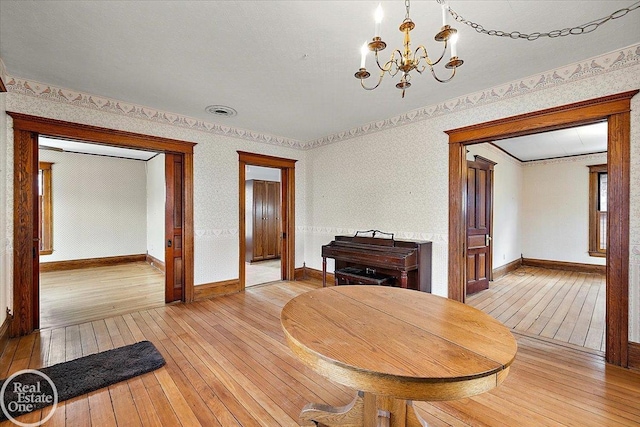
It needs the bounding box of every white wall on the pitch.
[522,153,607,265]
[246,165,280,182]
[0,92,7,327]
[38,149,147,262]
[3,89,306,288]
[302,46,639,342]
[466,144,523,269]
[146,154,165,262]
[1,45,638,342]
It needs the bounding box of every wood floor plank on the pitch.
[0,274,637,426]
[470,266,605,352]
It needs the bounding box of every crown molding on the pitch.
[3,44,639,151]
[4,72,304,149]
[303,44,640,149]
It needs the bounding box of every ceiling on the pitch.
[39,136,158,161]
[493,121,607,161]
[1,1,639,143]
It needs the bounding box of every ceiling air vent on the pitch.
[205,105,237,117]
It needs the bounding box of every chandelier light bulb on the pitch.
[441,3,448,27]
[374,3,384,37]
[354,0,463,96]
[360,42,368,68]
[451,33,459,57]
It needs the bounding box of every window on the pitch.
[588,164,607,257]
[39,162,53,255]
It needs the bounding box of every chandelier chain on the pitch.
[405,0,411,21]
[437,0,640,41]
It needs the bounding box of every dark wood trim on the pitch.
[606,110,631,366]
[10,114,196,336]
[492,258,522,280]
[238,151,297,291]
[146,254,166,273]
[7,113,196,154]
[194,279,241,301]
[588,164,607,257]
[445,91,637,144]
[294,267,305,280]
[183,152,195,303]
[301,266,335,284]
[523,151,607,163]
[446,90,638,367]
[0,75,6,93]
[521,258,606,275]
[40,254,147,272]
[0,313,12,356]
[629,342,640,371]
[38,161,53,255]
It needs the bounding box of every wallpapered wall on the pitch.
[39,150,148,262]
[302,47,640,342]
[2,92,307,290]
[1,44,639,342]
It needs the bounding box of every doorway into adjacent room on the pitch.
[462,123,607,353]
[37,137,166,329]
[446,91,636,366]
[244,165,282,287]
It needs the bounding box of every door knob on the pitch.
[167,239,172,248]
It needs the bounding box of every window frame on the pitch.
[39,161,53,255]
[588,163,607,257]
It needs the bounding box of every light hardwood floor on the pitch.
[1,279,639,426]
[40,262,165,330]
[468,266,606,352]
[245,259,281,287]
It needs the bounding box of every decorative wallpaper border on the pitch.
[195,228,238,239]
[4,75,304,150]
[305,44,640,149]
[3,44,639,151]
[298,226,448,244]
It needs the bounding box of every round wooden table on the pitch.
[281,286,517,427]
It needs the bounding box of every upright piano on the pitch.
[321,231,432,292]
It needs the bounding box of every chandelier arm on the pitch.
[359,69,387,91]
[374,49,403,76]
[429,65,457,83]
[414,44,447,67]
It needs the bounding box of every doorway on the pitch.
[9,112,195,336]
[37,137,166,329]
[244,165,282,287]
[463,125,608,352]
[238,151,296,290]
[446,90,637,366]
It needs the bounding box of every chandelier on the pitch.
[355,0,463,97]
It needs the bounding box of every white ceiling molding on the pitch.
[4,44,639,151]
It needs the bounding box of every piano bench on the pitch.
[334,267,392,286]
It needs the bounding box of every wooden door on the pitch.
[165,154,184,302]
[466,156,495,295]
[264,181,280,259]
[253,181,266,260]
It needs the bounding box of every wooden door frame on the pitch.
[238,151,296,289]
[446,90,638,367]
[8,112,196,336]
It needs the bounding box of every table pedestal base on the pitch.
[299,391,429,427]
